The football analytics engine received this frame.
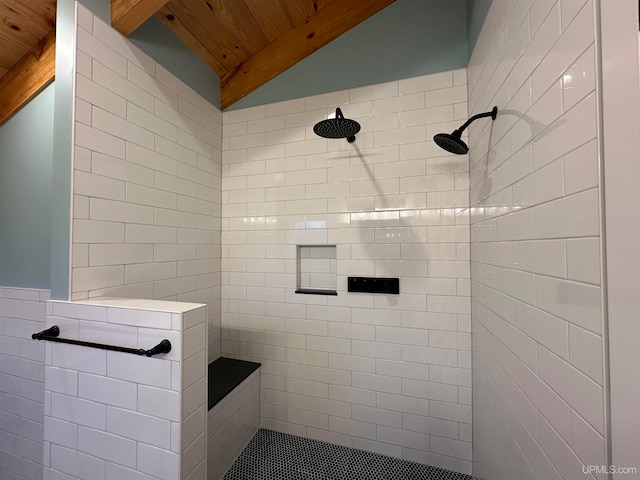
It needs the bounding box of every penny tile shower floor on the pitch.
[223,429,473,480]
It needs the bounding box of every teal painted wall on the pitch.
[228,0,469,110]
[467,0,493,54]
[130,17,220,107]
[0,83,55,289]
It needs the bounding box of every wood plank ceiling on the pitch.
[143,0,397,109]
[0,0,396,124]
[0,0,56,125]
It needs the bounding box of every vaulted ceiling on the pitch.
[124,0,397,109]
[0,0,396,125]
[0,0,55,77]
[0,0,56,125]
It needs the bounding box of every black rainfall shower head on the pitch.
[434,131,469,155]
[434,106,498,155]
[313,107,361,143]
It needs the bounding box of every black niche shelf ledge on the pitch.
[295,289,338,296]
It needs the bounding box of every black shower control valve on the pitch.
[348,277,399,294]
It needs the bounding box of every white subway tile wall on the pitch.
[221,70,472,473]
[71,4,222,361]
[468,1,605,479]
[0,287,49,480]
[207,370,260,479]
[43,299,207,480]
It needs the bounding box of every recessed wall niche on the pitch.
[295,245,337,295]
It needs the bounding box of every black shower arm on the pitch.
[455,106,498,135]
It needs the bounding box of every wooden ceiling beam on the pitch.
[220,0,396,109]
[0,29,55,127]
[163,0,250,70]
[279,0,317,27]
[315,0,338,11]
[207,0,269,55]
[111,0,169,36]
[156,6,228,77]
[243,0,292,42]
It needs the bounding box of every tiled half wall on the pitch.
[221,70,473,473]
[69,3,222,361]
[42,298,207,480]
[0,287,49,480]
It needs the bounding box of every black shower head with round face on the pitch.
[434,131,469,155]
[433,106,498,155]
[314,107,361,142]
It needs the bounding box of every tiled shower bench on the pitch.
[207,357,261,479]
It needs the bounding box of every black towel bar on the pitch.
[32,325,171,357]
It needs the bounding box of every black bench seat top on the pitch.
[208,357,261,411]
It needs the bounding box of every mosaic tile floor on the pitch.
[223,429,473,480]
